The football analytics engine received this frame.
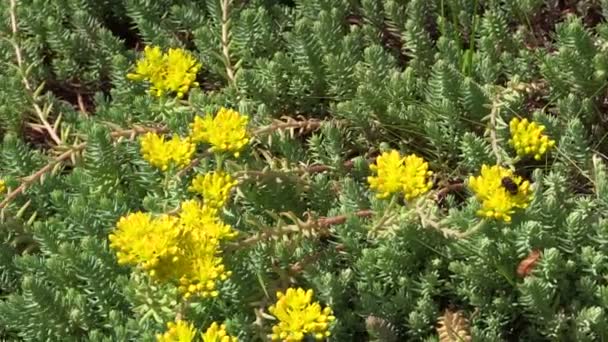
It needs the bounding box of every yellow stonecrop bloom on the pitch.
[128,46,165,87]
[156,320,198,342]
[128,45,201,98]
[368,150,433,200]
[402,154,434,201]
[0,180,6,193]
[140,133,195,171]
[164,48,202,98]
[268,288,335,342]
[468,164,532,222]
[109,198,238,298]
[509,117,556,160]
[368,150,404,199]
[189,172,238,209]
[176,200,234,299]
[190,107,250,157]
[176,239,232,299]
[109,212,181,280]
[179,200,238,241]
[201,322,238,342]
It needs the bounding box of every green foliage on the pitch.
[2,0,608,341]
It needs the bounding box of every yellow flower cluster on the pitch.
[156,320,238,342]
[140,133,195,171]
[179,200,237,241]
[127,46,201,98]
[138,108,249,171]
[368,150,433,200]
[201,322,238,342]
[0,180,5,193]
[109,199,237,298]
[268,288,335,342]
[157,320,198,342]
[190,107,250,157]
[468,165,532,222]
[189,171,238,209]
[109,212,181,280]
[509,118,556,160]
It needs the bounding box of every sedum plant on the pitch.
[1,0,608,341]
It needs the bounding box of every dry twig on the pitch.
[0,143,85,210]
[220,0,236,84]
[437,309,472,342]
[0,126,166,210]
[252,116,322,136]
[488,100,503,165]
[8,0,62,145]
[226,210,373,251]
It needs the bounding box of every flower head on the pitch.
[109,212,181,281]
[164,48,202,98]
[176,240,231,299]
[157,320,198,342]
[190,107,249,157]
[190,172,238,208]
[172,200,235,299]
[128,46,201,98]
[368,150,404,199]
[140,133,195,171]
[128,46,165,85]
[402,154,434,200]
[201,322,238,342]
[109,199,237,296]
[509,118,556,160]
[268,288,335,342]
[178,199,237,241]
[0,180,6,193]
[468,165,532,222]
[368,150,433,200]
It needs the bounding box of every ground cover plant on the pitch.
[2,0,608,341]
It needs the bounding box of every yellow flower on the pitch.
[0,180,6,193]
[171,199,236,299]
[164,48,201,98]
[127,46,165,86]
[109,212,181,281]
[201,322,238,342]
[468,165,532,222]
[268,288,335,342]
[109,199,235,298]
[368,150,433,200]
[127,45,201,98]
[190,107,250,157]
[140,133,195,171]
[157,320,198,342]
[368,150,404,199]
[190,172,238,208]
[178,199,238,241]
[509,118,556,160]
[402,154,434,201]
[176,239,232,299]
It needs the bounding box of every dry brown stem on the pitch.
[9,0,62,145]
[437,309,472,342]
[0,126,166,210]
[220,0,236,84]
[252,117,322,136]
[227,210,373,251]
[0,143,85,210]
[488,101,502,164]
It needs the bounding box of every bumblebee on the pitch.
[501,177,519,195]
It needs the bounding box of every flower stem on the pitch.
[215,153,225,171]
[368,195,399,235]
[460,219,487,238]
